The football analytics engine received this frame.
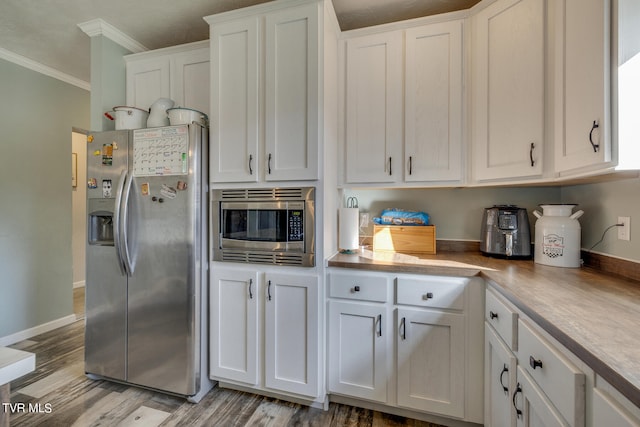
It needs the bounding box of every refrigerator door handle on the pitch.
[121,171,135,276]
[113,169,128,275]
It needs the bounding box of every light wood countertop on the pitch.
[328,249,640,408]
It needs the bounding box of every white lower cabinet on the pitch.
[264,272,319,397]
[210,267,319,399]
[592,379,640,427]
[210,269,259,385]
[485,286,586,427]
[327,269,483,423]
[328,300,388,403]
[485,323,518,427]
[514,366,567,427]
[396,307,465,417]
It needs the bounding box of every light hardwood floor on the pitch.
[6,288,446,427]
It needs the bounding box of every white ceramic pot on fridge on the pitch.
[147,98,174,127]
[533,204,584,268]
[105,106,149,130]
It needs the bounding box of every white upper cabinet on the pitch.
[345,31,403,184]
[554,0,612,174]
[471,0,545,182]
[343,18,464,185]
[125,41,210,114]
[126,56,171,110]
[405,21,463,182]
[210,16,260,183]
[208,0,323,184]
[264,5,319,181]
[171,48,210,117]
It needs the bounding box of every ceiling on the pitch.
[0,0,480,85]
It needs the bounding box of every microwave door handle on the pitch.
[113,170,127,276]
[121,173,135,276]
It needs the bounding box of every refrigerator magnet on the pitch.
[102,144,113,166]
[160,184,177,199]
[102,179,112,198]
[141,182,150,196]
[88,178,97,189]
[177,181,187,191]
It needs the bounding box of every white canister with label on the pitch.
[533,204,584,268]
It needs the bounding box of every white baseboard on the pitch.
[0,314,78,347]
[73,280,86,289]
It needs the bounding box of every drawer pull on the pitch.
[352,285,360,293]
[489,311,499,320]
[529,356,543,370]
[499,364,509,394]
[377,314,382,337]
[513,383,523,419]
[400,317,407,340]
[422,292,434,300]
[248,279,253,299]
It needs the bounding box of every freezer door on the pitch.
[85,130,130,381]
[125,125,205,395]
[85,244,127,380]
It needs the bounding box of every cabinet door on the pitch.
[126,57,171,110]
[554,0,611,173]
[265,3,319,181]
[171,48,210,117]
[264,273,319,397]
[397,308,465,418]
[210,17,259,183]
[405,20,463,183]
[345,32,403,183]
[485,323,517,427]
[471,0,545,181]
[328,300,388,403]
[210,268,259,385]
[593,388,640,427]
[514,366,567,427]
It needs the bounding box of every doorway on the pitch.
[71,130,87,319]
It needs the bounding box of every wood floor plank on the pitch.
[7,316,448,427]
[243,400,296,426]
[17,361,84,398]
[70,389,128,427]
[116,405,171,427]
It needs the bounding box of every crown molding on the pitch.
[77,18,148,54]
[0,47,90,91]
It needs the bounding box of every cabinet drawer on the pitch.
[328,271,389,302]
[485,288,518,350]
[518,319,585,426]
[395,276,467,310]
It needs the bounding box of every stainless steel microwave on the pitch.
[212,187,315,267]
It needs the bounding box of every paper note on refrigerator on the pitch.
[132,126,189,177]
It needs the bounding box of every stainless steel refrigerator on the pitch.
[84,123,213,403]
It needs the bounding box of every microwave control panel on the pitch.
[288,210,304,241]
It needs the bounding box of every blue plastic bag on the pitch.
[373,208,430,226]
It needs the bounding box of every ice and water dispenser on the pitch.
[88,199,115,245]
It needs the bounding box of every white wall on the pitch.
[561,177,640,262]
[0,58,90,341]
[343,186,561,241]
